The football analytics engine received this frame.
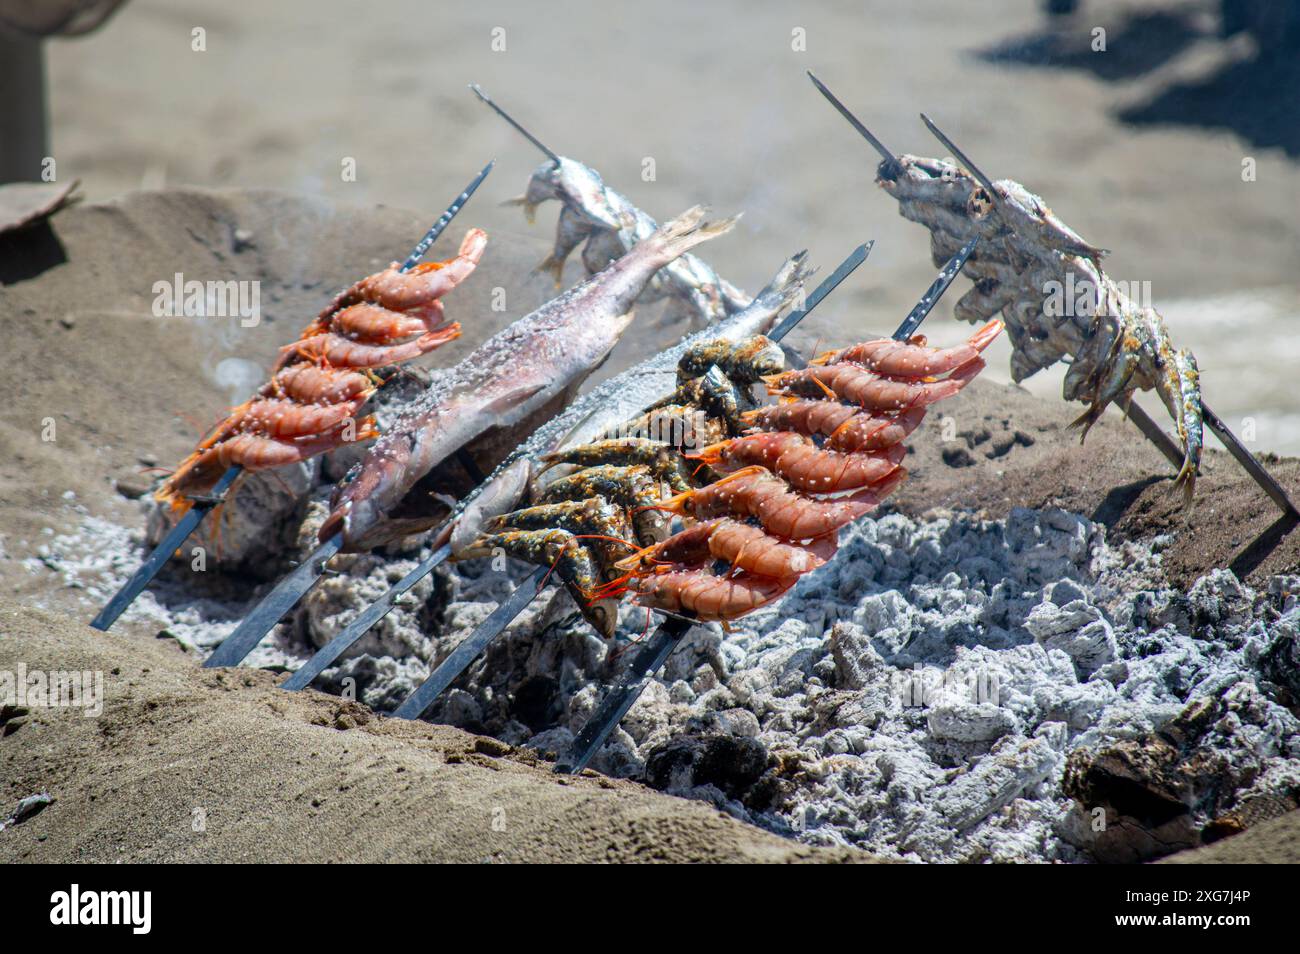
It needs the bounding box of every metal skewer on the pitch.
[90,464,241,630]
[197,162,496,668]
[469,84,561,164]
[806,71,899,173]
[94,161,494,636]
[558,236,980,774]
[915,113,1297,519]
[393,241,878,723]
[288,91,657,692]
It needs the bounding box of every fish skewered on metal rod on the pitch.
[89,160,496,633]
[285,92,786,691]
[557,236,982,774]
[808,71,1295,518]
[471,83,750,326]
[392,241,876,722]
[291,248,817,692]
[207,204,740,669]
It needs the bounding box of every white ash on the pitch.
[299,504,1299,863]
[26,497,1300,863]
[19,505,302,667]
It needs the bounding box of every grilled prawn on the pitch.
[768,357,986,412]
[813,317,1001,377]
[691,432,906,494]
[657,466,907,541]
[155,229,486,514]
[742,403,926,453]
[612,518,836,580]
[616,569,796,621]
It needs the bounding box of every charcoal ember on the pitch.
[643,733,769,798]
[1062,685,1299,862]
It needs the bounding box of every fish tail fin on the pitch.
[648,205,740,263]
[753,249,816,315]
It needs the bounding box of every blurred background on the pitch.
[3,0,1299,451]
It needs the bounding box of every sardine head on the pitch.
[449,458,532,559]
[518,158,573,213]
[738,336,787,378]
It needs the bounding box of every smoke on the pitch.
[213,356,265,405]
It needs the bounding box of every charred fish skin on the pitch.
[645,365,751,440]
[677,334,787,386]
[877,153,1203,500]
[463,528,618,638]
[442,249,814,556]
[322,205,739,549]
[512,156,751,324]
[479,498,634,581]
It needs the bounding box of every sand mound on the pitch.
[0,600,872,863]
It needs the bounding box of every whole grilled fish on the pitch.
[446,249,814,556]
[321,205,737,549]
[508,157,751,324]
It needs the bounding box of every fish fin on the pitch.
[483,381,549,416]
[1068,404,1103,442]
[501,195,537,224]
[650,205,740,262]
[534,252,566,288]
[548,406,605,455]
[752,250,816,314]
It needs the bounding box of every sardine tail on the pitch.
[754,250,817,314]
